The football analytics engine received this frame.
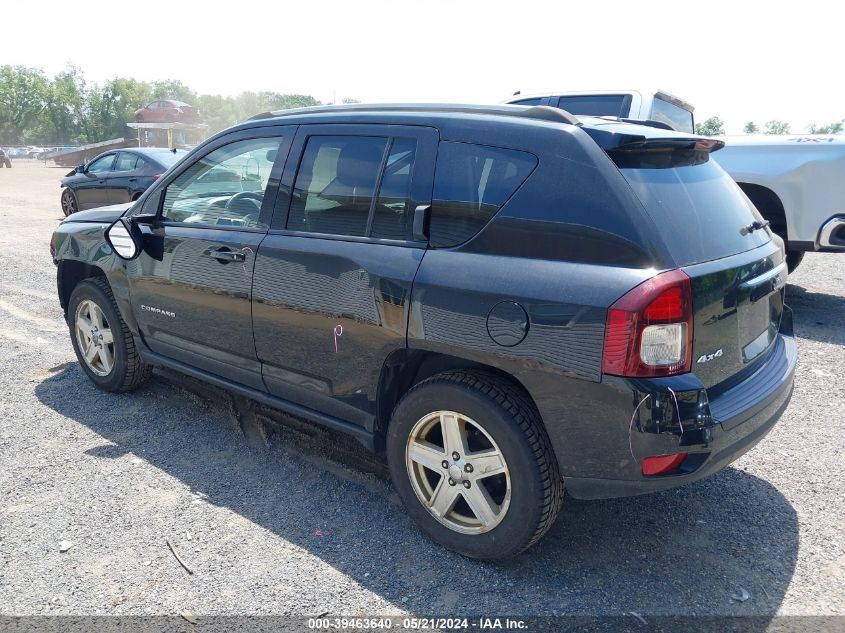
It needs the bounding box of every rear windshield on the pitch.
[558,94,631,118]
[650,97,694,133]
[156,151,186,168]
[620,158,771,265]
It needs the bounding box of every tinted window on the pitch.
[114,153,138,172]
[162,137,281,228]
[558,95,630,117]
[371,138,417,240]
[430,142,537,248]
[87,154,115,173]
[650,97,694,133]
[134,157,147,171]
[621,158,771,265]
[288,136,388,237]
[512,97,543,106]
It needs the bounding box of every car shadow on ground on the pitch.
[34,364,798,621]
[787,283,845,346]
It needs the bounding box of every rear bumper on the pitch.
[563,308,797,500]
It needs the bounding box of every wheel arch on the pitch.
[737,182,788,241]
[58,260,108,315]
[375,349,542,438]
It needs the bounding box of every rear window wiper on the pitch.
[740,219,770,235]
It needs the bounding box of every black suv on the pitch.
[51,104,796,559]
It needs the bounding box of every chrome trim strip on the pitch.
[819,216,845,249]
[739,261,787,289]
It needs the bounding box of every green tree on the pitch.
[743,121,759,134]
[807,120,844,134]
[695,116,724,136]
[150,79,196,103]
[764,120,791,135]
[0,65,50,144]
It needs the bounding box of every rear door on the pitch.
[127,127,294,389]
[617,149,784,389]
[108,152,140,203]
[252,124,438,429]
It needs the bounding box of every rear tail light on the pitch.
[642,453,688,476]
[602,269,693,377]
[152,173,163,180]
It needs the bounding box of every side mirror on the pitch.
[105,217,143,260]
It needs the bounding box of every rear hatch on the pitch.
[587,121,786,389]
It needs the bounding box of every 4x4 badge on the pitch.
[697,349,723,363]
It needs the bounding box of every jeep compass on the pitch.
[51,104,796,559]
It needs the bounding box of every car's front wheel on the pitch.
[387,371,564,560]
[67,278,152,392]
[61,188,78,216]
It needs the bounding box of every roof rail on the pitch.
[249,103,579,125]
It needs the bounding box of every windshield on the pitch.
[621,158,771,265]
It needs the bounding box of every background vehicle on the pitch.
[0,148,10,167]
[507,89,845,271]
[134,100,200,123]
[59,147,187,215]
[51,104,795,560]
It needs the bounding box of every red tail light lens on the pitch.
[602,269,693,377]
[152,173,163,180]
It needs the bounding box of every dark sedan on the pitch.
[60,148,187,215]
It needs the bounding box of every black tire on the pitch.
[67,278,152,392]
[387,371,563,560]
[61,188,78,216]
[786,249,805,274]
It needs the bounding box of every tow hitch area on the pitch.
[627,374,717,475]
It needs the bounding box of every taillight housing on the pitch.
[152,173,163,180]
[602,269,693,378]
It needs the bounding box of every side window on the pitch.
[161,137,282,228]
[430,142,537,248]
[371,138,417,240]
[87,154,115,174]
[512,97,544,106]
[134,157,147,171]
[114,153,138,172]
[288,136,388,237]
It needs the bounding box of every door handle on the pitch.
[207,247,246,263]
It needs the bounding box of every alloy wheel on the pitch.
[61,189,77,216]
[74,299,115,376]
[405,410,511,534]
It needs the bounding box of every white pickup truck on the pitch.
[506,89,845,271]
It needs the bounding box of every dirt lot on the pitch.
[1,162,843,619]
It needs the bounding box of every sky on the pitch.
[3,0,844,134]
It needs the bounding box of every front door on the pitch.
[77,153,115,209]
[127,129,294,388]
[252,124,438,428]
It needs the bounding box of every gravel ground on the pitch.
[0,162,843,618]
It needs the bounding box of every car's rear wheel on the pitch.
[68,278,152,392]
[61,188,78,216]
[387,371,563,560]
